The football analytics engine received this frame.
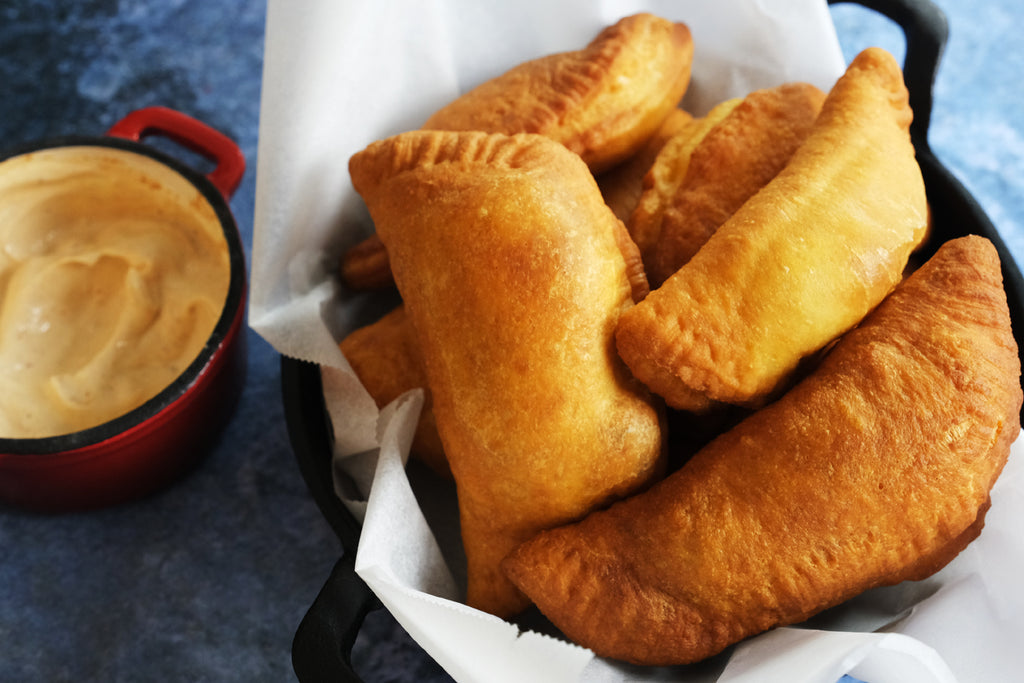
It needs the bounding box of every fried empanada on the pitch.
[616,48,929,412]
[647,82,826,286]
[349,130,666,618]
[423,13,694,174]
[339,305,448,477]
[505,235,1022,665]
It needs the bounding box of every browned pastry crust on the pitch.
[615,48,929,413]
[627,98,741,260]
[339,305,448,477]
[423,13,694,174]
[336,215,647,480]
[504,235,1022,665]
[647,82,826,286]
[340,13,691,293]
[339,233,391,291]
[596,107,693,224]
[350,130,665,618]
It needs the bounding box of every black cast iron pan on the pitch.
[282,0,1024,679]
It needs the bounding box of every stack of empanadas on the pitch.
[505,235,1021,664]
[340,12,693,293]
[339,12,692,473]
[333,11,1022,669]
[640,81,826,286]
[616,47,930,413]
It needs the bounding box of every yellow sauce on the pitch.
[0,146,230,438]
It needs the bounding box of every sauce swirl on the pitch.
[0,146,230,438]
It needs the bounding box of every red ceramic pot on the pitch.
[0,106,248,513]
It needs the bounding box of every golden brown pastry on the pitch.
[339,305,448,477]
[616,48,929,412]
[339,233,391,291]
[647,82,826,286]
[337,114,654,463]
[596,107,693,224]
[423,13,694,174]
[338,223,647,480]
[505,235,1022,665]
[627,97,741,260]
[349,130,666,618]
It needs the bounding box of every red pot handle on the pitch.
[107,106,245,199]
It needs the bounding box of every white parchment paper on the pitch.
[250,1,1024,680]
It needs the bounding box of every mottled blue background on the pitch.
[0,1,1019,681]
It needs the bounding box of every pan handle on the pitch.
[106,106,246,199]
[827,0,948,149]
[292,552,381,683]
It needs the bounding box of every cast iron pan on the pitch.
[282,0,1024,679]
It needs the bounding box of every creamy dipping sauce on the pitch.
[0,146,230,438]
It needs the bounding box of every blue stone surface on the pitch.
[0,1,1019,682]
